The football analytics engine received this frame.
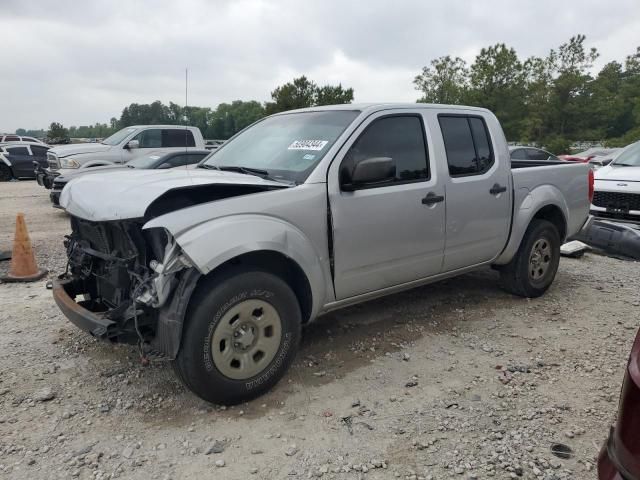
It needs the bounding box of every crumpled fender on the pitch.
[143,213,327,318]
[494,184,569,265]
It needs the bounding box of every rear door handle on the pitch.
[421,192,444,205]
[490,183,507,195]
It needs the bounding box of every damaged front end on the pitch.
[54,216,197,355]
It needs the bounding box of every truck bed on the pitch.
[511,160,590,239]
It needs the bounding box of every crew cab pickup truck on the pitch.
[35,125,205,188]
[53,104,593,404]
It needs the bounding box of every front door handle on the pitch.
[422,192,444,205]
[490,183,507,195]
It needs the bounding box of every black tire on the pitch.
[499,219,561,298]
[173,269,302,405]
[0,164,13,182]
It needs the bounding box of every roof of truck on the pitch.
[276,103,491,115]
[125,125,200,129]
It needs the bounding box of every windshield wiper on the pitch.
[217,165,271,177]
[198,164,295,185]
[613,163,637,167]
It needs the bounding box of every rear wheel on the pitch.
[0,164,13,181]
[499,219,561,298]
[173,269,301,405]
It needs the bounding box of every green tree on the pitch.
[265,76,354,114]
[265,76,318,114]
[414,55,468,104]
[47,122,68,139]
[315,84,354,105]
[15,128,26,135]
[467,44,526,139]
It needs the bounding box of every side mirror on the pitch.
[125,140,139,149]
[157,163,172,169]
[342,157,395,191]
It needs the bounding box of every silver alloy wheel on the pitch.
[211,299,282,380]
[529,237,552,281]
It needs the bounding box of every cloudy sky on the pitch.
[1,0,639,132]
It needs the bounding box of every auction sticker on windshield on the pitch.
[288,140,328,151]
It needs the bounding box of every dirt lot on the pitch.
[1,180,638,480]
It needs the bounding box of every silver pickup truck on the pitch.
[35,125,206,188]
[53,104,592,404]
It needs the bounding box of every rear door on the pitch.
[438,114,511,271]
[5,146,32,177]
[328,111,445,299]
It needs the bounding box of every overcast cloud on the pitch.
[1,0,639,131]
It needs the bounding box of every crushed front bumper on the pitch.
[52,277,116,339]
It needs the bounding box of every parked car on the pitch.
[36,125,206,188]
[53,103,592,404]
[49,150,211,208]
[205,139,225,150]
[589,148,623,169]
[0,134,47,144]
[509,146,560,161]
[598,325,640,480]
[0,142,50,181]
[561,147,620,163]
[590,141,640,223]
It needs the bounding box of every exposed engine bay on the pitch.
[62,216,192,347]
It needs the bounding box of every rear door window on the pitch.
[163,129,196,148]
[6,146,29,155]
[510,148,528,160]
[439,115,494,176]
[526,148,549,160]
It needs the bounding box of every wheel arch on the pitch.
[198,249,314,325]
[531,204,567,241]
[494,185,569,265]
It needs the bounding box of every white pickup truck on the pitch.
[54,103,593,404]
[35,125,206,188]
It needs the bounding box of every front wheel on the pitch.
[499,219,561,298]
[173,269,301,405]
[0,164,13,182]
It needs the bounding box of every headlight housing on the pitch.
[59,157,80,168]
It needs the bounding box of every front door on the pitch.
[328,112,446,300]
[437,114,511,271]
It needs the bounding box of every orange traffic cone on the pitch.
[1,213,47,282]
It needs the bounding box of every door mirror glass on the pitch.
[126,140,139,149]
[343,157,395,191]
[157,162,172,169]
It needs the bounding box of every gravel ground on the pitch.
[1,180,639,480]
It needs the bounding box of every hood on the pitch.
[50,143,112,158]
[595,164,640,182]
[56,165,128,182]
[60,168,290,221]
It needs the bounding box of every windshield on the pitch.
[102,127,137,146]
[202,110,360,183]
[127,153,164,168]
[612,142,640,167]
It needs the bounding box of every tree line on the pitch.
[29,76,353,141]
[414,35,640,152]
[16,35,640,153]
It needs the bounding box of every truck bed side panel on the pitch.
[494,163,590,265]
